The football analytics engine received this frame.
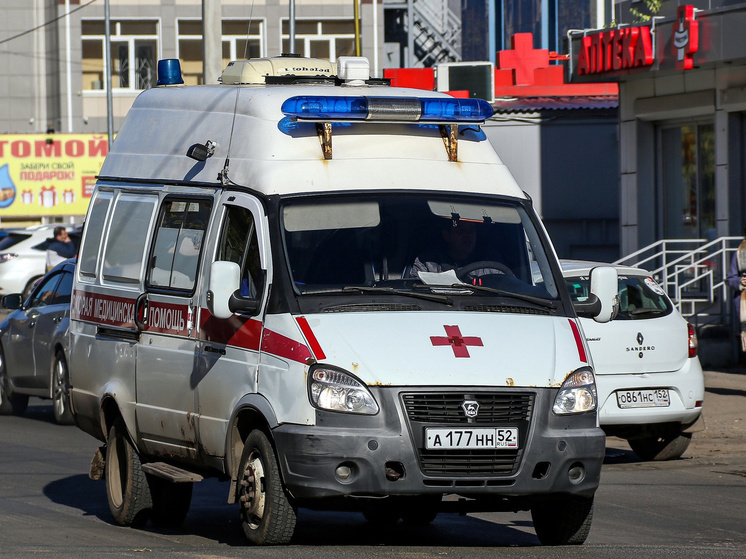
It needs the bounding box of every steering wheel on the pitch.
[456,260,515,281]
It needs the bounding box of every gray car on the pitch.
[0,258,75,424]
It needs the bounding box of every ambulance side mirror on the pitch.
[573,266,619,323]
[208,261,240,319]
[207,261,262,319]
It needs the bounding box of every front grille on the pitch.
[419,449,519,476]
[402,392,533,424]
[401,391,534,477]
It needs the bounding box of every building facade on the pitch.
[570,1,746,255]
[1,0,385,136]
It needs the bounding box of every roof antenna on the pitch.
[220,0,256,186]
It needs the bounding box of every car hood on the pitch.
[298,312,586,388]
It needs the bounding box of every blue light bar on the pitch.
[281,96,493,123]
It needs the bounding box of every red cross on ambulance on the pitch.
[430,325,484,358]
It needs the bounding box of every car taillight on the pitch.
[688,323,698,358]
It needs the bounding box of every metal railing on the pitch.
[614,236,743,323]
[411,0,462,66]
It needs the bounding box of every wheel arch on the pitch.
[99,393,136,446]
[225,394,279,484]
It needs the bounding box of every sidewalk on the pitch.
[689,369,746,463]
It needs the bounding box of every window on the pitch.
[148,199,212,292]
[281,19,355,61]
[103,195,158,283]
[30,274,61,308]
[177,19,265,86]
[53,271,73,306]
[565,275,672,320]
[217,206,264,299]
[82,19,159,91]
[79,192,112,277]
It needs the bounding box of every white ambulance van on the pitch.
[68,56,619,546]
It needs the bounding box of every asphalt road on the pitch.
[0,370,744,559]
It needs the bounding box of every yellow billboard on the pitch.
[0,134,108,218]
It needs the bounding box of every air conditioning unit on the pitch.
[436,61,495,101]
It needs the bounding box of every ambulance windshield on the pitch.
[281,194,560,304]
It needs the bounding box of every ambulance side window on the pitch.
[217,206,264,299]
[148,198,212,292]
[79,192,112,277]
[103,195,158,283]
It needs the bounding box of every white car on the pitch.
[561,260,705,461]
[0,224,79,300]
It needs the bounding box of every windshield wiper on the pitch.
[343,286,452,305]
[416,282,557,309]
[627,308,665,317]
[300,286,452,305]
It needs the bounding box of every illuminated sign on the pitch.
[576,26,654,76]
[673,5,699,71]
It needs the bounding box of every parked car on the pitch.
[561,260,705,461]
[0,224,81,301]
[0,258,75,424]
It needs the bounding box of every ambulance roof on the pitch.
[100,61,525,199]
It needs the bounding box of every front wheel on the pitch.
[52,352,74,425]
[237,430,297,545]
[105,418,152,527]
[628,430,692,461]
[0,347,28,416]
[531,495,594,545]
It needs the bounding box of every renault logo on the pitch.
[462,400,479,418]
[637,332,644,345]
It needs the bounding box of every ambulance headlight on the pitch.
[553,367,597,415]
[309,366,379,415]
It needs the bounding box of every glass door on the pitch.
[660,122,715,240]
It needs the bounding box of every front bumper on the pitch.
[272,386,605,507]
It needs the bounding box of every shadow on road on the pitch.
[43,475,541,547]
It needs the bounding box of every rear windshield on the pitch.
[0,232,31,251]
[565,274,673,319]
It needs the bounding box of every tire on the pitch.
[237,430,297,545]
[0,347,29,416]
[52,352,75,425]
[149,477,193,528]
[531,495,594,546]
[105,418,152,527]
[628,431,692,461]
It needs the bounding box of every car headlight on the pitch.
[552,367,597,415]
[0,253,18,263]
[309,366,379,415]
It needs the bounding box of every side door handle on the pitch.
[134,293,149,331]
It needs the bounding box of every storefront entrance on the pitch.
[660,122,715,240]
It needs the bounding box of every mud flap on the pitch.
[89,445,106,480]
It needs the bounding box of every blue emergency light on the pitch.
[281,96,493,123]
[157,59,184,86]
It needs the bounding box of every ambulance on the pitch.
[68,56,619,546]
